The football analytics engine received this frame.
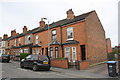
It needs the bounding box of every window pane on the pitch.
[36,35,39,44]
[55,47,58,58]
[50,47,53,58]
[67,27,73,40]
[72,47,76,62]
[52,30,56,40]
[65,47,70,61]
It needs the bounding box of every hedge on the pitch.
[20,53,30,60]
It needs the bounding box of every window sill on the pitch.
[66,38,73,41]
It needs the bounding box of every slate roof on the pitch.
[49,40,61,46]
[33,11,94,34]
[12,43,33,48]
[32,44,41,47]
[4,10,94,41]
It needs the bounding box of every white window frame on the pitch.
[72,47,76,62]
[65,47,70,62]
[50,47,53,58]
[35,35,39,44]
[27,35,31,44]
[55,47,59,58]
[24,49,28,53]
[67,27,74,40]
[35,49,39,54]
[52,30,57,41]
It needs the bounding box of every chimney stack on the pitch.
[3,34,8,39]
[23,26,27,33]
[106,38,112,53]
[11,29,16,36]
[39,18,46,27]
[66,9,75,19]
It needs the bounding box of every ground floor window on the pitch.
[2,50,5,54]
[24,49,28,53]
[72,47,76,62]
[36,49,39,54]
[65,47,70,61]
[50,47,53,58]
[55,47,59,58]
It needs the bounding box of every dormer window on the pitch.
[67,27,73,40]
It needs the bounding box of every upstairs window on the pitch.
[67,27,73,40]
[0,42,1,47]
[52,30,56,41]
[35,35,39,44]
[14,40,16,46]
[8,41,9,47]
[27,35,31,44]
[18,38,21,46]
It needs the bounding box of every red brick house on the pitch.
[4,9,109,68]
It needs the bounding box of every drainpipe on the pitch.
[60,26,64,57]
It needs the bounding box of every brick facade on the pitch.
[3,9,110,69]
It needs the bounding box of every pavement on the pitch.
[1,60,120,79]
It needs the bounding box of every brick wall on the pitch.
[85,11,107,64]
[50,59,68,69]
[80,61,90,70]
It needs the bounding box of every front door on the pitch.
[80,45,86,61]
[46,48,48,56]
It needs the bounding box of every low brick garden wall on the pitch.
[80,61,90,70]
[50,59,68,69]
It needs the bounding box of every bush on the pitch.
[108,49,120,60]
[20,53,30,60]
[59,57,68,60]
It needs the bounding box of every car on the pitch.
[20,54,51,71]
[0,54,10,63]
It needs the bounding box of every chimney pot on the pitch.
[39,20,45,27]
[3,34,8,39]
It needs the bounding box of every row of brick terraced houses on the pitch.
[0,9,112,68]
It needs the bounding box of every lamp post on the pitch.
[41,18,50,57]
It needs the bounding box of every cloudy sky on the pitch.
[0,0,119,47]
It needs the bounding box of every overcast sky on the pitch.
[0,0,119,47]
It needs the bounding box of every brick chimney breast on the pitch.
[23,26,27,33]
[66,9,75,19]
[39,21,45,28]
[3,34,8,39]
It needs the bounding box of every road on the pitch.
[2,61,76,78]
[1,61,119,80]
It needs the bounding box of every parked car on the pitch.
[0,54,10,63]
[20,54,51,71]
